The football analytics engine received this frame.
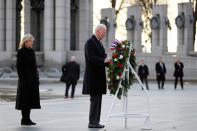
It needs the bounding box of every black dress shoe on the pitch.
[28,120,36,125]
[21,119,36,126]
[96,123,105,128]
[88,123,105,128]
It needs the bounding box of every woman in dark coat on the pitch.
[16,34,41,125]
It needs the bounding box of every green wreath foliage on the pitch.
[107,40,136,99]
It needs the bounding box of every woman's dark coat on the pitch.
[82,35,107,95]
[15,47,41,110]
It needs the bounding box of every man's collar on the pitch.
[94,34,100,41]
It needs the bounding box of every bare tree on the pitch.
[110,0,154,43]
[110,0,125,20]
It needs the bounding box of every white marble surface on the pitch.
[0,82,197,131]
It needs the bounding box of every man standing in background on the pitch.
[61,56,80,98]
[138,59,149,90]
[155,56,166,90]
[173,57,184,90]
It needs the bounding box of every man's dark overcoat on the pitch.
[82,35,107,95]
[138,65,149,79]
[173,62,184,77]
[61,61,80,85]
[155,62,166,81]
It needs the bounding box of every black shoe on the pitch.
[96,123,105,128]
[21,119,36,126]
[29,120,36,125]
[88,123,105,128]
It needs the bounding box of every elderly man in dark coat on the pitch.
[82,24,111,128]
[173,57,184,90]
[16,34,41,126]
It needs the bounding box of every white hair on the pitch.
[94,24,107,34]
[19,34,34,49]
[71,56,76,61]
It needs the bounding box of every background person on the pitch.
[155,56,166,90]
[138,59,149,90]
[173,57,184,90]
[61,56,80,98]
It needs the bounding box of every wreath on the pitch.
[107,40,136,99]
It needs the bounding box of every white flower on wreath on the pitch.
[122,45,125,49]
[107,78,110,82]
[114,58,118,61]
[116,76,120,80]
[119,55,123,59]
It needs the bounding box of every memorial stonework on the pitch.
[0,1,196,80]
[126,5,143,55]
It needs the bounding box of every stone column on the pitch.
[127,5,143,54]
[101,8,116,48]
[64,0,70,51]
[5,0,16,52]
[88,0,93,37]
[0,0,5,51]
[23,0,31,34]
[79,0,93,50]
[44,0,54,66]
[54,0,69,64]
[151,5,168,55]
[176,3,193,56]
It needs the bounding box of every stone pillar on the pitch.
[64,0,70,51]
[6,0,16,52]
[53,0,69,65]
[101,8,116,48]
[0,0,5,51]
[88,0,93,37]
[44,0,70,67]
[44,0,54,66]
[176,3,193,56]
[79,0,93,50]
[23,0,31,34]
[126,5,143,54]
[151,5,168,55]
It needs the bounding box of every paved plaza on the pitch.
[0,81,197,131]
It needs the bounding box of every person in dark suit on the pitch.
[61,56,80,98]
[138,59,149,90]
[173,57,184,90]
[82,24,111,128]
[155,57,166,90]
[16,34,41,126]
